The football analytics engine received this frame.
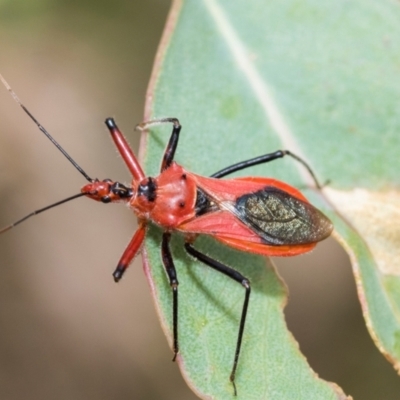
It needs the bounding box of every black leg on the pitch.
[161,232,179,360]
[211,150,322,188]
[161,118,181,171]
[184,242,251,396]
[135,117,181,172]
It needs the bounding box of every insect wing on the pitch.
[235,186,333,245]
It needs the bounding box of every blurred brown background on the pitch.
[0,1,399,399]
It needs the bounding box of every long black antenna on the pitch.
[0,192,87,234]
[0,73,93,182]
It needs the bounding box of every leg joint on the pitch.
[242,278,251,290]
[171,280,179,289]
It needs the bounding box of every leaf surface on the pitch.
[139,0,400,398]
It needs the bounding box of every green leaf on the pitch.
[139,0,400,398]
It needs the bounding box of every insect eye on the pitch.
[101,196,112,204]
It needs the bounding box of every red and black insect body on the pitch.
[0,75,333,395]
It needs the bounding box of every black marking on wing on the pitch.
[195,188,219,216]
[235,186,333,245]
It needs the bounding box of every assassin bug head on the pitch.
[82,179,133,204]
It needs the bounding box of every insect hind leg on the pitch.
[211,150,323,189]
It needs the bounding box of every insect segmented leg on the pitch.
[105,118,145,181]
[135,117,181,172]
[112,223,147,282]
[161,232,180,360]
[184,242,251,396]
[211,150,322,188]
[134,118,323,191]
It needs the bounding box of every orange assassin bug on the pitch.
[0,74,333,395]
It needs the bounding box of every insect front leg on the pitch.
[112,223,147,282]
[105,118,145,181]
[135,117,181,172]
[184,242,251,396]
[161,232,180,360]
